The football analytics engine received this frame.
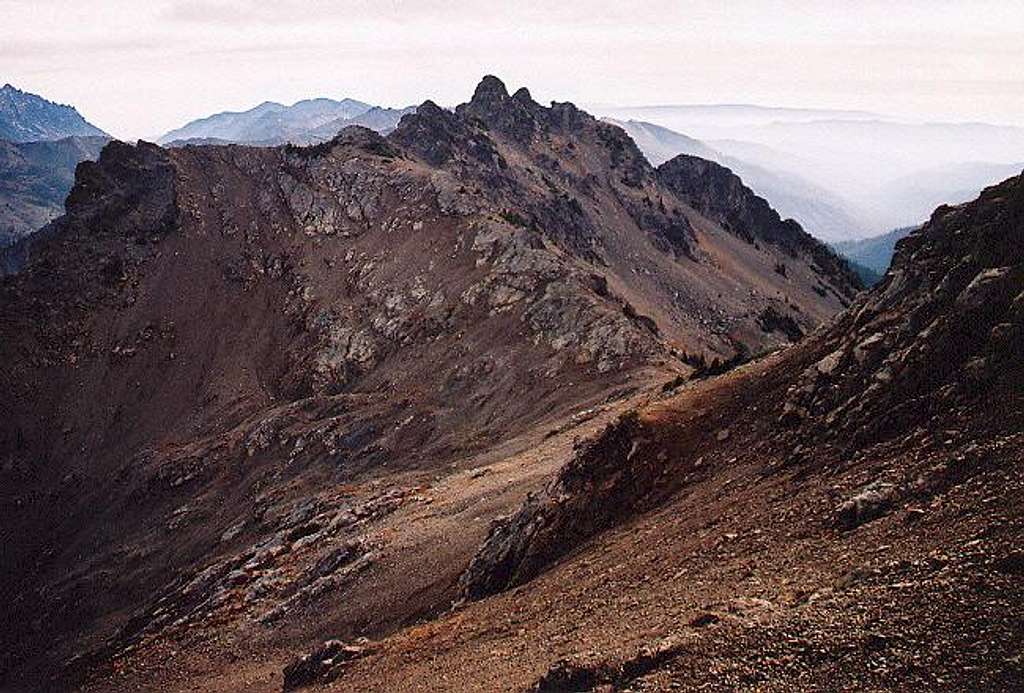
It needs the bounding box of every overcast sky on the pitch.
[3,0,1023,139]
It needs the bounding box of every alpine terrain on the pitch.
[3,0,1022,690]
[0,76,863,691]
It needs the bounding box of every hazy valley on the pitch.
[595,103,1024,241]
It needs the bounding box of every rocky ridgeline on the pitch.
[657,154,861,298]
[0,83,108,143]
[3,76,856,411]
[780,171,1024,445]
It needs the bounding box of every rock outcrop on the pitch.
[282,640,368,690]
[778,172,1024,447]
[459,411,653,599]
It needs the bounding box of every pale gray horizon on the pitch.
[3,0,1023,140]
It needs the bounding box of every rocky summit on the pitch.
[3,76,1016,693]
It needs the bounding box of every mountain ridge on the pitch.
[0,84,108,142]
[0,76,859,690]
[371,171,1024,693]
[158,97,379,145]
[609,118,871,242]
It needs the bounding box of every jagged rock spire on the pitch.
[471,75,510,103]
[458,75,542,144]
[511,87,535,105]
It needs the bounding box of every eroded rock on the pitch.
[835,481,899,530]
[282,640,367,691]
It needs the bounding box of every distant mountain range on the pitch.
[0,84,107,142]
[304,105,416,141]
[594,104,1024,237]
[158,99,415,146]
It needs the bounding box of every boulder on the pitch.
[835,481,899,530]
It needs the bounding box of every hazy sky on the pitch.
[3,0,1023,139]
